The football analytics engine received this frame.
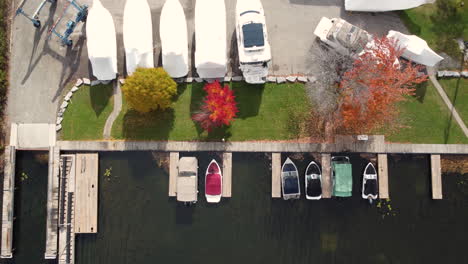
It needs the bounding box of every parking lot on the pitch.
[8,0,408,123]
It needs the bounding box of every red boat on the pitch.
[205,159,222,203]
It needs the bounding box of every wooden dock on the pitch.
[378,154,389,199]
[431,155,443,199]
[321,154,332,199]
[74,154,98,233]
[271,153,281,198]
[168,152,179,197]
[1,146,16,259]
[58,155,76,264]
[222,152,232,197]
[45,147,60,259]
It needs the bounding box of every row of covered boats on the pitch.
[281,157,379,203]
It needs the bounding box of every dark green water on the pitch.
[4,152,468,264]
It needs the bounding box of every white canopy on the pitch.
[86,0,118,80]
[345,0,435,12]
[387,30,443,67]
[160,0,188,78]
[123,0,154,75]
[195,0,227,79]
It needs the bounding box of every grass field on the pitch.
[61,84,114,140]
[386,81,468,144]
[439,78,468,125]
[111,82,311,141]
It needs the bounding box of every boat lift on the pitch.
[15,0,57,28]
[47,0,88,46]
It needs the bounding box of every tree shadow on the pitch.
[413,81,428,103]
[443,78,462,144]
[231,82,264,119]
[398,11,421,35]
[122,108,175,140]
[89,82,114,117]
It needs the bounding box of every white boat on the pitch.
[160,0,189,78]
[281,158,300,200]
[345,0,435,12]
[86,0,118,80]
[177,157,198,204]
[362,162,378,204]
[195,0,227,79]
[205,159,222,203]
[235,0,271,84]
[305,161,322,200]
[123,0,154,75]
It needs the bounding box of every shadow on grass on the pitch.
[398,11,421,35]
[443,78,462,144]
[122,108,175,140]
[413,81,428,103]
[90,83,114,117]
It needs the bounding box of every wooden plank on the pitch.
[321,154,332,198]
[74,153,98,233]
[45,147,60,259]
[169,152,179,197]
[222,152,232,197]
[271,153,281,198]
[378,154,389,199]
[431,154,443,199]
[1,146,15,258]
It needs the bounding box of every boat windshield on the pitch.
[179,171,196,177]
[283,163,296,172]
[242,22,265,48]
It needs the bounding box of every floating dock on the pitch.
[431,154,443,199]
[222,152,232,197]
[168,152,179,197]
[271,153,281,198]
[45,146,60,259]
[378,154,389,199]
[1,146,16,259]
[74,154,99,233]
[321,154,332,199]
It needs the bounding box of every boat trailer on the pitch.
[47,0,88,46]
[15,0,57,28]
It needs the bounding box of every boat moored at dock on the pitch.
[331,156,352,197]
[305,161,322,200]
[362,162,378,203]
[205,159,222,203]
[281,158,300,200]
[177,157,198,204]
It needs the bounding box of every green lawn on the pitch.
[439,78,468,125]
[399,0,467,60]
[61,84,114,140]
[386,81,468,144]
[111,82,311,141]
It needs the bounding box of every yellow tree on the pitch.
[122,67,177,113]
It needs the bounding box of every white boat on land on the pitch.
[86,0,117,80]
[235,0,271,84]
[123,0,154,75]
[177,157,198,204]
[160,0,189,78]
[205,159,222,203]
[281,158,300,200]
[305,161,322,200]
[362,162,378,204]
[195,0,227,79]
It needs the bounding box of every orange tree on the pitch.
[338,36,428,134]
[192,81,238,132]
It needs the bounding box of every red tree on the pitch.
[338,36,428,134]
[192,81,238,132]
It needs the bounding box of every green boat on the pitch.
[332,156,352,197]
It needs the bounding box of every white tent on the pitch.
[387,30,443,67]
[123,0,154,75]
[160,0,188,78]
[195,0,227,79]
[345,0,435,12]
[86,0,118,80]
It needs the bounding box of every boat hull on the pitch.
[205,160,223,203]
[362,162,378,200]
[281,158,300,200]
[305,161,322,200]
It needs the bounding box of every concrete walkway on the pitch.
[103,81,122,139]
[429,75,468,138]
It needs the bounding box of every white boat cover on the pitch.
[123,0,154,75]
[86,0,118,80]
[195,0,227,78]
[345,0,435,12]
[387,30,443,67]
[177,157,198,202]
[160,0,189,78]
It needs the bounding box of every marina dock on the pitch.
[74,154,99,233]
[45,147,60,259]
[58,155,76,264]
[1,146,16,258]
[271,153,281,198]
[321,154,332,199]
[378,154,389,199]
[431,155,443,199]
[222,152,232,197]
[169,152,179,197]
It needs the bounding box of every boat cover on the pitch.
[387,30,443,67]
[177,157,198,202]
[345,0,435,12]
[86,0,118,80]
[306,177,322,197]
[160,0,189,78]
[364,180,377,196]
[195,0,227,78]
[123,0,154,75]
[206,173,221,195]
[284,174,299,194]
[333,163,352,197]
